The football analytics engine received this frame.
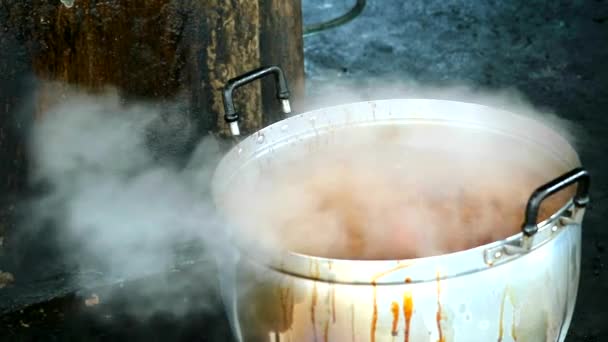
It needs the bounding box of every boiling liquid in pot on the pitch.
[223,123,573,260]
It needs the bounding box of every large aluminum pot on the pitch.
[212,66,591,342]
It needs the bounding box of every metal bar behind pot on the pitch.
[302,0,367,37]
[222,66,292,136]
[522,167,590,237]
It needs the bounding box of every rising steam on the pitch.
[22,85,229,318]
[20,77,579,318]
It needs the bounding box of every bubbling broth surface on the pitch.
[223,123,574,260]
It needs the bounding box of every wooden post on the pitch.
[0,0,305,240]
[259,0,305,126]
[25,0,304,134]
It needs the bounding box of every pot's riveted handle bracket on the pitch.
[222,65,291,136]
[484,219,581,266]
[522,167,590,237]
[484,241,528,266]
[519,167,590,251]
[485,167,590,266]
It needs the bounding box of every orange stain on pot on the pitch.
[510,291,518,341]
[372,263,414,283]
[325,281,333,341]
[279,285,293,330]
[403,291,414,342]
[498,289,506,341]
[498,288,518,341]
[436,272,445,342]
[369,263,413,342]
[371,282,378,342]
[309,261,320,280]
[311,281,318,342]
[310,261,320,342]
[351,304,356,342]
[331,285,336,323]
[391,301,400,336]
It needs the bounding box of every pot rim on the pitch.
[212,98,585,285]
[212,98,580,195]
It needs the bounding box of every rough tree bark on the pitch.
[0,0,304,244]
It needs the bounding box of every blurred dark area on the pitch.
[1,0,607,341]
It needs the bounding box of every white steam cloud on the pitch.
[20,77,580,323]
[23,86,230,319]
[30,91,217,267]
[222,79,580,260]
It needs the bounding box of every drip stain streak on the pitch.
[371,282,378,342]
[351,303,356,342]
[391,301,400,336]
[279,285,293,330]
[498,288,518,341]
[373,263,414,282]
[310,261,321,342]
[498,289,506,341]
[369,263,413,342]
[436,273,445,342]
[331,285,337,323]
[403,291,414,342]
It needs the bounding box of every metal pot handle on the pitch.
[522,167,590,237]
[222,65,292,136]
